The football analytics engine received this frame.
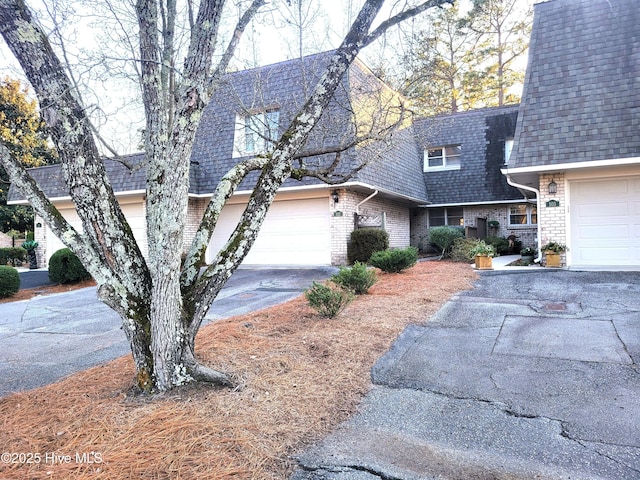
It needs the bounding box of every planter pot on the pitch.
[475,254,493,270]
[521,254,534,263]
[545,251,561,268]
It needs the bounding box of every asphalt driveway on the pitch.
[293,270,640,479]
[0,266,336,398]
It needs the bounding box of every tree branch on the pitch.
[363,0,454,48]
[180,155,269,292]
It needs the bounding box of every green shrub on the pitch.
[305,281,354,318]
[450,237,480,262]
[0,247,26,266]
[486,236,522,254]
[428,226,464,258]
[369,246,418,273]
[0,266,20,298]
[0,265,20,298]
[331,261,377,295]
[347,228,389,264]
[48,248,91,284]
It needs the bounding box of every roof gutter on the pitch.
[505,173,542,263]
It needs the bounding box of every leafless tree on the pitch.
[0,0,451,392]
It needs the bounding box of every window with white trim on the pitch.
[509,204,537,226]
[504,138,514,164]
[429,207,464,227]
[424,145,461,171]
[233,109,280,157]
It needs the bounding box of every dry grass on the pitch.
[0,261,476,479]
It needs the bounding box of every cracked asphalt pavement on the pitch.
[292,270,640,479]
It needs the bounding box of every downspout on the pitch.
[355,189,378,215]
[505,174,543,263]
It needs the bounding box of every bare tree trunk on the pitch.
[1,0,451,394]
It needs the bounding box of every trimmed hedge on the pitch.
[0,247,26,266]
[0,266,20,298]
[347,228,389,264]
[48,248,91,284]
[369,246,418,273]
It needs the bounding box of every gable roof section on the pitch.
[415,105,523,205]
[192,52,427,202]
[9,52,427,204]
[510,0,640,169]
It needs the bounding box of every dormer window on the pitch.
[233,109,280,157]
[424,145,461,171]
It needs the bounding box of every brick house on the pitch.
[504,0,640,269]
[411,105,537,252]
[10,52,429,266]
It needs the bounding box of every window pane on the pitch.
[447,207,463,226]
[445,145,461,157]
[530,206,538,225]
[265,110,279,140]
[510,205,527,224]
[427,148,444,168]
[429,208,445,226]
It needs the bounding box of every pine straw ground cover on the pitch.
[0,261,476,479]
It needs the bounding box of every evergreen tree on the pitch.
[0,77,57,232]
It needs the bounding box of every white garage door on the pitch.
[207,197,331,265]
[570,177,640,267]
[46,202,147,264]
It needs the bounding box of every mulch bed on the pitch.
[0,261,476,479]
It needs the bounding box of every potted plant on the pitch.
[470,240,496,270]
[488,220,500,230]
[541,242,566,268]
[21,240,39,269]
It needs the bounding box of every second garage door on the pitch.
[570,176,640,267]
[207,197,331,265]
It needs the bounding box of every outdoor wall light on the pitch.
[548,179,557,195]
[332,190,340,204]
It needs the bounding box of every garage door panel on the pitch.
[573,179,629,199]
[208,198,331,265]
[577,223,630,240]
[576,203,629,217]
[571,176,640,267]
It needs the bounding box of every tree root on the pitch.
[188,362,234,388]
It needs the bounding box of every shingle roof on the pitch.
[414,105,523,205]
[511,0,640,168]
[7,154,146,201]
[9,52,427,204]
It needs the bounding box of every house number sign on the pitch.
[546,199,560,207]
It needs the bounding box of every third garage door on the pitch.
[570,176,640,267]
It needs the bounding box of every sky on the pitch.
[0,0,530,154]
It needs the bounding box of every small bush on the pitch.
[450,237,480,262]
[486,236,521,254]
[0,266,20,298]
[369,246,418,273]
[331,261,377,295]
[347,228,389,264]
[0,247,26,266]
[48,248,91,284]
[428,226,464,258]
[305,281,354,318]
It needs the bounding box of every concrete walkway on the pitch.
[292,269,640,479]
